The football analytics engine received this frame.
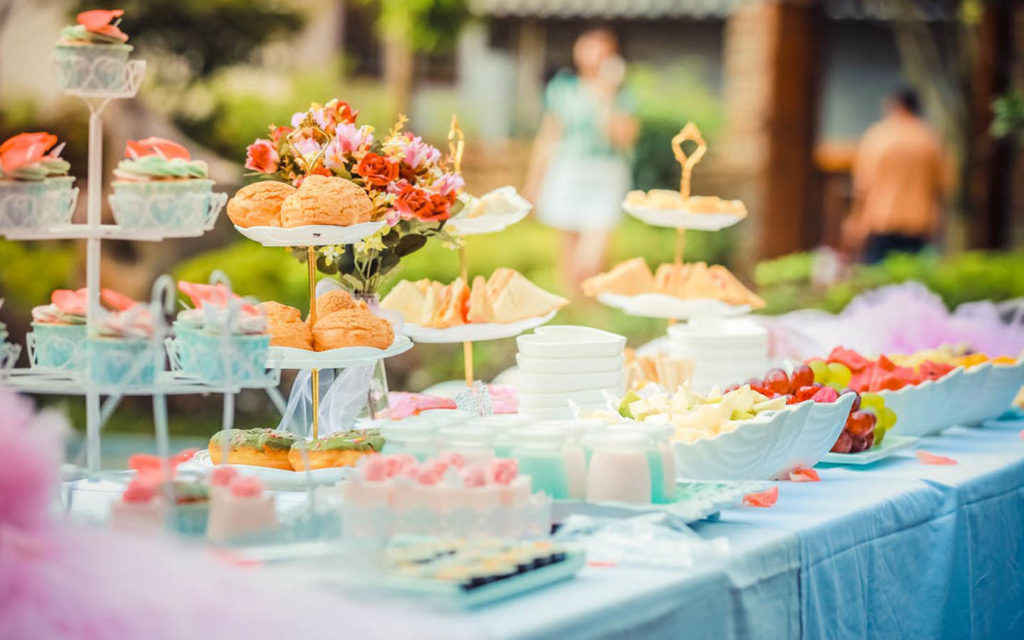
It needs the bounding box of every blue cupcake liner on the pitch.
[86,337,158,387]
[169,330,270,385]
[28,323,86,369]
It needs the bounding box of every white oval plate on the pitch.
[266,334,413,369]
[447,186,532,236]
[819,435,920,466]
[623,203,746,231]
[233,220,385,247]
[403,311,556,344]
[183,449,354,490]
[598,293,750,319]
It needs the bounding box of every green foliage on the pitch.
[627,63,724,191]
[992,89,1024,146]
[755,249,1024,315]
[359,0,469,53]
[69,0,306,78]
[0,241,78,312]
[174,71,396,165]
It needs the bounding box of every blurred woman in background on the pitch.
[524,28,638,294]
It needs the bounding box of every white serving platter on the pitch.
[623,202,746,231]
[234,220,385,247]
[266,335,413,369]
[183,449,355,490]
[819,435,920,466]
[598,292,751,320]
[402,311,556,344]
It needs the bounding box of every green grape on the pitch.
[808,359,829,384]
[860,392,885,411]
[826,362,852,388]
[874,424,887,446]
[879,406,897,429]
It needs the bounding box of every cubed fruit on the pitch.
[795,385,822,402]
[876,354,897,372]
[812,386,840,403]
[831,431,853,453]
[827,346,870,372]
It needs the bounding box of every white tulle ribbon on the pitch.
[277,366,373,438]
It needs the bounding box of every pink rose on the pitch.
[461,466,489,488]
[360,455,391,482]
[439,452,465,470]
[244,139,278,173]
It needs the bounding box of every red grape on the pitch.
[849,435,869,453]
[764,369,790,396]
[790,365,814,392]
[831,431,853,453]
[841,390,861,412]
[845,410,877,437]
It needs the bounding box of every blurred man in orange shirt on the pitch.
[844,88,953,263]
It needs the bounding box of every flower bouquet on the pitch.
[242,99,463,295]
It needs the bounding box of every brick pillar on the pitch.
[721,0,821,261]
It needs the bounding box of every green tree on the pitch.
[69,0,305,80]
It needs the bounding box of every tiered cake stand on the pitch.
[0,53,282,472]
[599,122,750,322]
[400,115,540,387]
[232,215,410,439]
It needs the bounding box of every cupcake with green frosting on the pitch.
[0,132,77,229]
[54,9,134,93]
[110,137,217,230]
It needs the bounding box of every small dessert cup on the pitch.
[28,322,86,369]
[86,336,157,387]
[110,179,215,230]
[53,42,133,93]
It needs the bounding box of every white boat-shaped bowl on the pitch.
[942,363,992,427]
[673,406,793,481]
[778,393,856,475]
[964,359,1024,426]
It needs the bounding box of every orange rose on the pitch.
[77,9,129,43]
[125,137,190,160]
[393,184,435,221]
[356,152,398,188]
[245,139,279,173]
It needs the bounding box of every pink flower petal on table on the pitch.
[789,468,820,482]
[743,485,779,508]
[916,450,957,466]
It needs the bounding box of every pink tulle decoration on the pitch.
[761,282,1024,360]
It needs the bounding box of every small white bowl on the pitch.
[516,353,623,375]
[516,369,624,394]
[516,325,626,359]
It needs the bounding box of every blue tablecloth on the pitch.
[457,421,1024,640]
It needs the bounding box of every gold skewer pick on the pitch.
[448,114,474,387]
[670,123,706,266]
[306,246,320,439]
[448,114,465,176]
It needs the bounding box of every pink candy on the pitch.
[461,466,488,488]
[439,452,465,470]
[361,455,391,482]
[229,476,265,498]
[210,466,239,487]
[489,459,518,485]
